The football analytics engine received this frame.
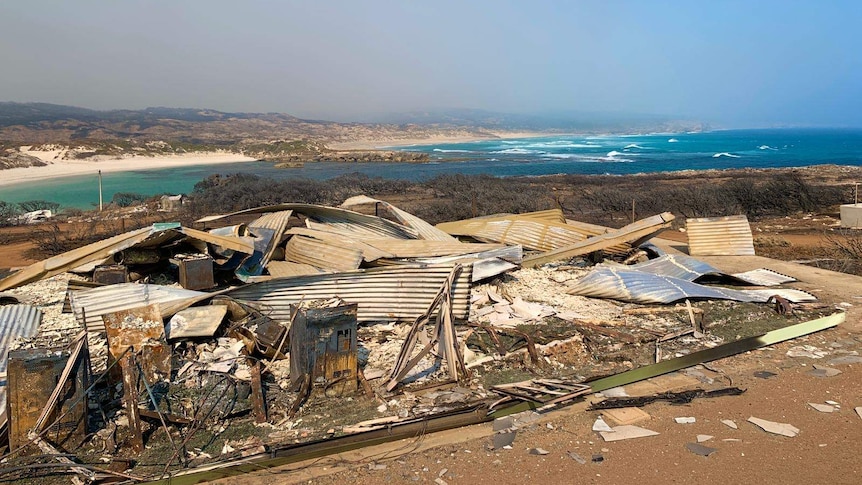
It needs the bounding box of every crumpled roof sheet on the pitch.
[687,215,755,256]
[567,267,814,304]
[198,203,418,240]
[0,305,42,412]
[341,195,457,241]
[228,263,473,323]
[621,254,795,286]
[262,261,326,279]
[0,224,254,292]
[69,283,207,332]
[284,235,364,272]
[248,210,293,269]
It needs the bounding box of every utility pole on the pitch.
[98,170,103,212]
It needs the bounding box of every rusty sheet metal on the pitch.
[621,254,796,287]
[437,218,587,251]
[284,235,364,272]
[264,261,327,279]
[102,303,171,382]
[197,203,418,240]
[687,215,755,256]
[341,195,457,241]
[69,283,207,332]
[227,263,473,323]
[522,212,674,267]
[0,224,254,292]
[567,267,815,304]
[363,239,508,259]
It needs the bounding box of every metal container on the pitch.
[6,347,88,453]
[175,255,215,290]
[289,303,358,395]
[93,264,128,285]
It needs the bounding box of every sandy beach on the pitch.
[0,152,258,188]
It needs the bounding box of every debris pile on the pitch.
[0,201,845,482]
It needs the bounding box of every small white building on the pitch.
[18,209,52,224]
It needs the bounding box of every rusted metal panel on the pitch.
[228,263,473,323]
[568,267,815,304]
[289,303,358,395]
[102,303,171,383]
[341,195,457,241]
[174,254,215,290]
[69,283,206,332]
[93,264,129,284]
[522,212,675,267]
[284,235,364,272]
[6,347,88,453]
[686,215,755,256]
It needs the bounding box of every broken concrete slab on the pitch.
[685,442,718,457]
[748,416,799,437]
[599,425,659,442]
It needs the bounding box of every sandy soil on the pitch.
[0,152,258,187]
[326,131,551,150]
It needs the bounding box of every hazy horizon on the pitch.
[2,1,861,128]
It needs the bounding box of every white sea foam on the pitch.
[668,138,679,143]
[432,149,474,153]
[624,144,648,149]
[606,150,623,157]
[758,145,778,151]
[525,142,601,149]
[491,148,542,154]
[543,153,634,163]
[712,152,741,158]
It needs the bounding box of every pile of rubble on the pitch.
[0,198,842,482]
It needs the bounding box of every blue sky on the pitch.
[1,1,861,127]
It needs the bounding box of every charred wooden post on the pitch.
[121,353,144,453]
[289,303,359,397]
[250,360,268,423]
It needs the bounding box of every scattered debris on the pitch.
[592,417,614,432]
[589,387,746,410]
[721,419,739,429]
[567,451,587,464]
[827,355,862,365]
[855,407,862,420]
[530,447,550,455]
[786,345,828,359]
[748,416,800,437]
[674,417,696,424]
[754,370,778,379]
[600,407,651,426]
[685,442,718,457]
[808,403,836,413]
[697,434,714,443]
[807,365,842,378]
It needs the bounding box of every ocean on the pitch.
[2,128,860,209]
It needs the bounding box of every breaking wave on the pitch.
[712,152,741,158]
[758,145,778,151]
[525,142,602,149]
[606,150,624,158]
[432,149,474,153]
[543,153,634,162]
[668,138,679,143]
[491,148,543,154]
[624,144,647,149]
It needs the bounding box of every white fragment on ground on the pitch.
[697,434,714,443]
[786,345,828,359]
[855,407,862,420]
[599,425,659,442]
[602,386,629,398]
[748,416,800,437]
[721,419,738,429]
[674,417,696,424]
[592,417,614,432]
[808,403,836,413]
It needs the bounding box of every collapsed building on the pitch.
[0,198,843,483]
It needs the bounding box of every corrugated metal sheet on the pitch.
[622,254,797,287]
[264,261,326,278]
[363,239,507,259]
[731,268,796,286]
[284,235,364,272]
[567,267,815,304]
[0,305,42,375]
[687,215,755,256]
[341,196,457,241]
[248,210,293,269]
[69,284,207,332]
[285,227,394,261]
[383,246,522,282]
[227,263,473,323]
[522,212,674,267]
[197,203,418,240]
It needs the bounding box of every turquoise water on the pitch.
[2,129,860,209]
